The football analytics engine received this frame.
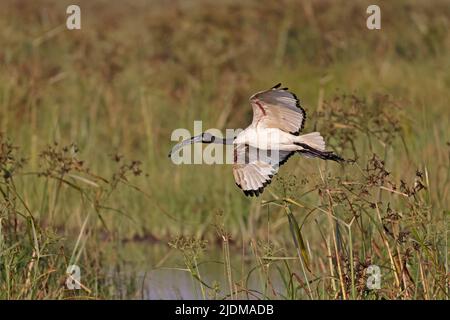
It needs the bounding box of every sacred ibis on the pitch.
[169,83,343,196]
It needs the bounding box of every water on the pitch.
[107,242,287,299]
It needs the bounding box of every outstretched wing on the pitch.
[232,144,295,197]
[249,83,306,135]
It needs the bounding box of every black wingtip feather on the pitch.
[289,92,306,135]
[272,83,281,89]
[241,175,276,197]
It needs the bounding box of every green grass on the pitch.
[0,0,448,299]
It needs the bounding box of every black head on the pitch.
[201,132,216,143]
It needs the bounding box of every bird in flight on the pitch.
[169,83,343,197]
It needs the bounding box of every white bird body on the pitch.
[234,127,326,153]
[169,83,343,197]
[234,127,298,151]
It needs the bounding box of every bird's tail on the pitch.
[296,132,326,151]
[295,132,344,163]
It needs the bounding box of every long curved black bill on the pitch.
[168,134,203,158]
